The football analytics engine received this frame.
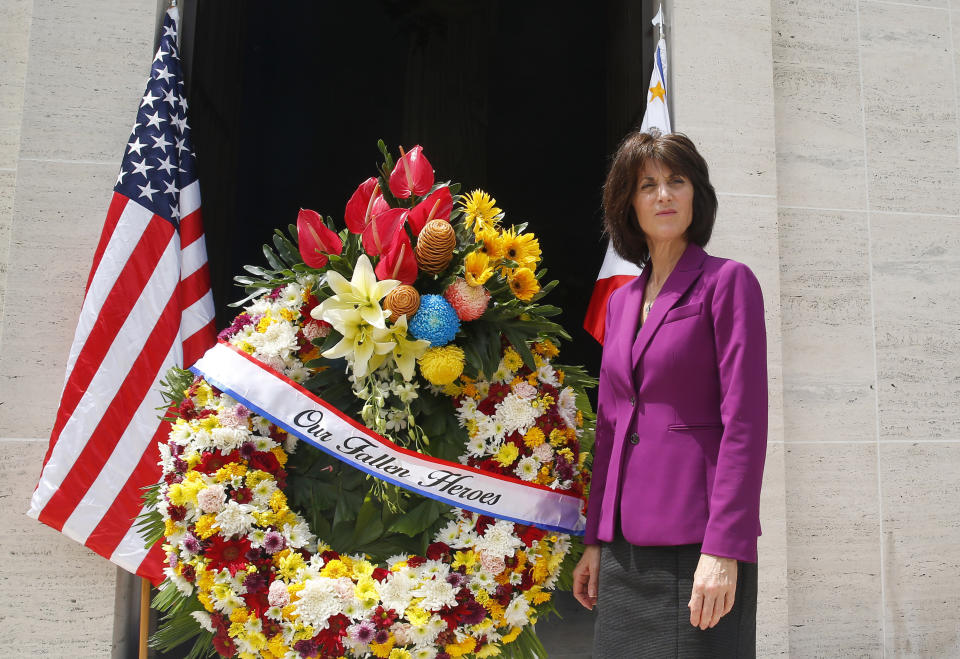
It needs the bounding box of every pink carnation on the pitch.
[513,382,537,399]
[196,484,226,513]
[444,277,490,321]
[268,580,290,607]
[479,550,506,575]
[301,319,331,342]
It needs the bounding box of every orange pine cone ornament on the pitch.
[384,285,421,322]
[415,219,456,274]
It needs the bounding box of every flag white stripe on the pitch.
[28,235,181,516]
[180,237,208,279]
[597,243,642,279]
[180,180,200,218]
[180,290,216,337]
[60,344,177,542]
[110,521,152,575]
[61,201,154,386]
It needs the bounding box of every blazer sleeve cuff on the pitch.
[699,533,758,563]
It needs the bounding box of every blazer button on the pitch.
[629,432,639,445]
[630,395,636,406]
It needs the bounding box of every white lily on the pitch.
[311,254,398,329]
[388,315,431,381]
[321,308,396,377]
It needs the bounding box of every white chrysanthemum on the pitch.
[164,565,194,596]
[504,594,532,627]
[158,443,175,474]
[515,456,540,481]
[411,645,439,659]
[279,282,305,309]
[474,520,523,559]
[557,386,578,428]
[437,520,461,545]
[251,478,278,506]
[495,393,539,436]
[252,436,279,453]
[190,610,215,633]
[283,520,315,549]
[215,501,256,537]
[417,560,449,581]
[211,588,244,614]
[508,571,523,586]
[250,415,272,435]
[247,319,299,358]
[378,570,418,616]
[456,397,478,420]
[247,528,267,548]
[169,420,193,445]
[471,569,496,591]
[537,363,559,387]
[210,426,250,451]
[294,577,344,629]
[286,365,310,383]
[491,364,512,383]
[465,435,487,458]
[284,434,298,454]
[411,578,458,611]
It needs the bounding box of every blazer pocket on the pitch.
[663,301,702,324]
[668,422,724,431]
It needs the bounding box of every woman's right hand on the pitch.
[572,544,602,610]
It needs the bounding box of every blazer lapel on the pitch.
[630,243,707,371]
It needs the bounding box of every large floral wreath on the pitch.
[141,143,596,659]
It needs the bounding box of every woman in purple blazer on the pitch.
[573,129,767,658]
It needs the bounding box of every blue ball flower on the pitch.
[409,294,461,347]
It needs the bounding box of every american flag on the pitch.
[27,7,216,582]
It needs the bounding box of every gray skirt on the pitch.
[593,536,757,658]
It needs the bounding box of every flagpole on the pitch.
[139,578,151,659]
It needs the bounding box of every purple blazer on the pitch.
[584,242,767,563]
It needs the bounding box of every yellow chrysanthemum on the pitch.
[320,559,349,579]
[502,347,523,372]
[370,635,396,658]
[445,636,477,657]
[194,514,218,540]
[464,250,494,287]
[229,607,251,624]
[476,227,504,260]
[507,267,540,302]
[461,190,501,236]
[267,634,289,657]
[501,626,523,644]
[499,229,541,268]
[533,339,559,358]
[494,443,519,467]
[523,427,545,448]
[476,643,503,658]
[388,649,413,659]
[452,550,477,572]
[418,345,465,385]
[270,445,288,466]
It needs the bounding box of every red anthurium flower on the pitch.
[407,186,453,235]
[389,145,434,199]
[361,207,407,257]
[374,231,418,285]
[297,209,343,268]
[344,177,382,234]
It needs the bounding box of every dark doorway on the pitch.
[165,1,656,655]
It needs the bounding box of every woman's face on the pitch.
[631,159,695,244]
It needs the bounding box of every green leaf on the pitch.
[388,499,447,536]
[351,496,384,547]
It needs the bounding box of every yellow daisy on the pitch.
[499,229,541,268]
[476,227,504,260]
[461,190,501,236]
[464,250,494,287]
[507,267,540,301]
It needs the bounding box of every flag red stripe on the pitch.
[182,318,217,367]
[84,193,129,295]
[138,542,166,587]
[180,263,212,309]
[84,419,169,561]
[583,274,638,345]
[38,287,183,530]
[46,217,176,458]
[179,208,204,247]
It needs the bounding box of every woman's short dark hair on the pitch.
[602,129,717,267]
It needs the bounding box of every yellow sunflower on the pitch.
[508,267,540,301]
[461,190,501,237]
[499,228,541,269]
[464,250,494,287]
